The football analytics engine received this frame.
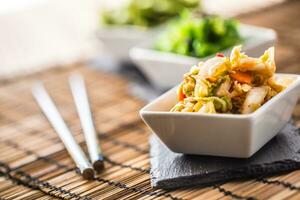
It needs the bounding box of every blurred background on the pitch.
[0,0,290,80]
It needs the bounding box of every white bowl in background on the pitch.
[97,25,161,62]
[140,74,300,158]
[130,24,277,90]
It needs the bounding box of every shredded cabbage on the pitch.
[170,46,293,114]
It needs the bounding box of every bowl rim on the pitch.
[140,73,300,119]
[97,24,164,39]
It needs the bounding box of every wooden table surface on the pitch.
[0,1,299,200]
[238,0,300,74]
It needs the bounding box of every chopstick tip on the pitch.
[93,160,105,173]
[31,81,46,97]
[69,72,83,81]
[32,81,44,89]
[82,168,95,180]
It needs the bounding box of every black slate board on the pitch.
[150,122,300,189]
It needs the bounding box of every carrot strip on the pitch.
[178,86,186,101]
[178,91,186,101]
[230,71,252,84]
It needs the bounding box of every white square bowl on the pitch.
[130,24,277,90]
[97,26,161,62]
[140,74,300,158]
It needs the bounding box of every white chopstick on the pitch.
[69,73,104,172]
[32,83,94,180]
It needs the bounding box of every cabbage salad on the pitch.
[171,46,294,114]
[101,0,199,27]
[155,13,241,58]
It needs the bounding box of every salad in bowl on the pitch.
[98,0,200,62]
[155,13,242,58]
[171,46,294,114]
[100,0,200,27]
[130,15,276,89]
[140,46,300,157]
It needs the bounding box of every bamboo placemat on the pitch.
[0,64,299,200]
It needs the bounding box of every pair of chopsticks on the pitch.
[32,74,104,180]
